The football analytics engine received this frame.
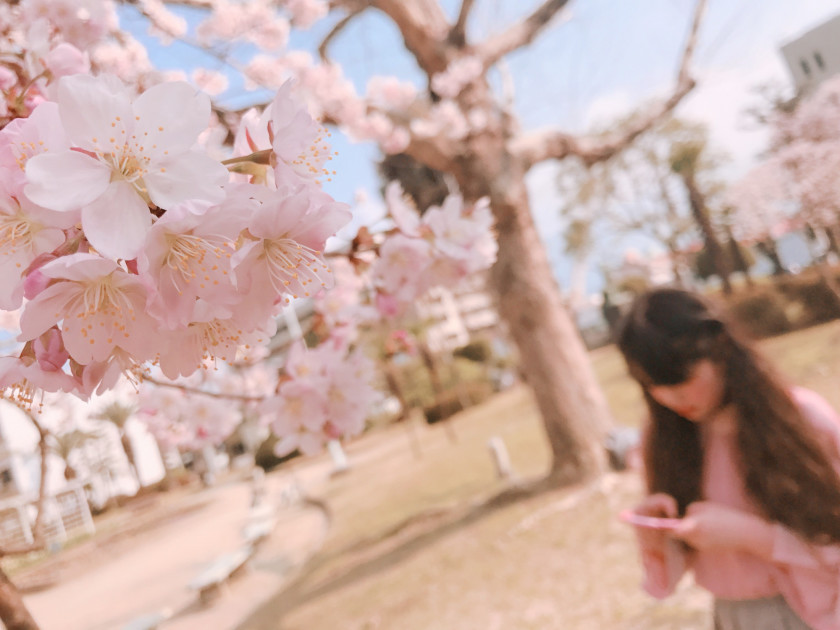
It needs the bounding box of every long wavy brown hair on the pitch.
[617,287,840,544]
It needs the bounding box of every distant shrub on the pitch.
[725,289,791,338]
[722,266,840,338]
[422,382,494,424]
[776,273,840,327]
[453,340,492,363]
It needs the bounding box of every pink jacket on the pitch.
[637,388,840,630]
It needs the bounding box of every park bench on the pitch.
[278,479,303,508]
[121,610,170,630]
[242,517,275,545]
[188,546,254,605]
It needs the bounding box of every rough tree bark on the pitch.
[756,239,786,276]
[383,0,705,483]
[458,154,612,480]
[0,571,39,630]
[150,0,706,485]
[680,170,733,294]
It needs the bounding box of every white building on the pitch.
[414,273,500,352]
[0,391,166,512]
[781,13,840,92]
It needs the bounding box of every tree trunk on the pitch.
[681,172,732,293]
[453,148,611,484]
[755,239,786,276]
[816,261,840,315]
[418,341,445,398]
[826,225,840,257]
[0,567,40,630]
[382,359,409,422]
[665,239,689,287]
[120,433,141,490]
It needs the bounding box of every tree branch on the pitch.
[511,0,707,169]
[141,375,266,403]
[368,0,451,75]
[449,0,476,46]
[474,0,572,69]
[319,8,366,63]
[32,427,49,544]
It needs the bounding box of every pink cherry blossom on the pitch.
[264,380,328,456]
[726,159,793,242]
[285,0,328,29]
[138,196,250,328]
[372,234,433,302]
[385,181,422,237]
[20,0,117,50]
[0,182,74,310]
[33,327,70,372]
[138,383,240,449]
[22,252,59,300]
[191,68,229,97]
[425,195,497,272]
[179,395,240,449]
[18,252,159,366]
[243,55,288,91]
[0,67,16,92]
[197,0,289,50]
[312,257,376,332]
[0,101,70,192]
[411,100,470,140]
[24,74,229,260]
[90,37,155,84]
[262,337,378,456]
[138,0,188,41]
[232,186,351,327]
[366,76,418,111]
[156,303,277,379]
[42,43,91,80]
[374,291,401,319]
[0,355,79,411]
[431,56,483,99]
[77,348,143,397]
[268,82,335,187]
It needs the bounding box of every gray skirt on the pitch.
[713,595,813,630]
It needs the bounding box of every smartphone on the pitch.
[619,509,682,530]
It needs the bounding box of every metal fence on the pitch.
[0,483,95,549]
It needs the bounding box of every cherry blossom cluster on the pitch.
[1,71,351,413]
[724,158,793,243]
[138,382,242,451]
[758,75,840,230]
[371,182,498,318]
[0,0,501,456]
[259,335,381,457]
[0,0,178,125]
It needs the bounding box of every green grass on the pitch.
[239,319,840,630]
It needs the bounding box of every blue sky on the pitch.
[121,0,840,291]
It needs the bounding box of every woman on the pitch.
[617,287,840,630]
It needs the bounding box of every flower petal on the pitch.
[144,150,227,209]
[81,181,151,260]
[133,82,210,158]
[24,151,110,211]
[18,283,74,341]
[57,74,133,151]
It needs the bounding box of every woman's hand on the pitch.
[635,492,679,518]
[671,501,774,559]
[632,493,679,549]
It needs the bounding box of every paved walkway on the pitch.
[22,458,333,630]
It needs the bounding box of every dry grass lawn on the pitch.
[237,320,840,630]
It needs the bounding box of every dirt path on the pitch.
[21,460,332,630]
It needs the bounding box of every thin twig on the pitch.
[318,8,365,62]
[141,375,267,403]
[449,0,475,46]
